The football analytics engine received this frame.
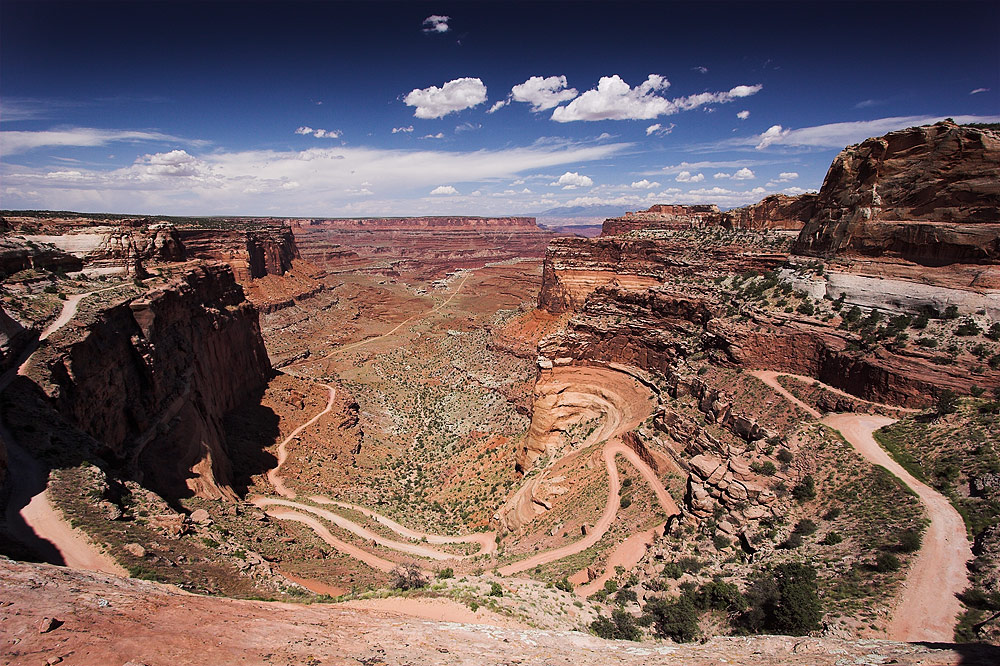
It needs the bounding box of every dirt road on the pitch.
[754,370,971,642]
[822,413,972,642]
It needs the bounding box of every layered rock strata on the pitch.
[17,264,272,500]
[715,193,817,231]
[601,205,721,236]
[794,120,1000,263]
[178,223,298,281]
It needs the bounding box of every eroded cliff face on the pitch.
[601,205,721,236]
[179,223,298,282]
[21,264,272,500]
[716,194,817,231]
[793,121,1000,262]
[539,234,786,313]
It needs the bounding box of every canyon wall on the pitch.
[794,120,1000,263]
[22,264,272,500]
[539,235,785,313]
[178,224,298,282]
[302,216,540,230]
[601,205,721,236]
[11,224,184,276]
[715,194,817,231]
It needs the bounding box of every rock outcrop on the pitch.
[12,223,185,276]
[17,264,272,500]
[793,121,1000,263]
[0,237,84,278]
[601,205,721,236]
[716,193,817,231]
[539,235,786,313]
[178,223,298,282]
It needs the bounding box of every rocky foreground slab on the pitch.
[2,559,998,666]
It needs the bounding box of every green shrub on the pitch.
[936,389,959,416]
[776,449,794,464]
[751,461,777,476]
[738,563,821,636]
[792,475,816,501]
[796,300,815,316]
[896,529,922,553]
[874,552,901,573]
[779,533,803,549]
[645,595,700,643]
[986,322,1000,341]
[944,305,959,320]
[822,532,843,545]
[793,519,818,536]
[436,567,454,579]
[391,563,429,590]
[822,507,842,520]
[698,579,746,612]
[713,534,731,550]
[955,319,982,336]
[615,586,638,606]
[489,582,504,597]
[554,576,573,592]
[591,608,641,641]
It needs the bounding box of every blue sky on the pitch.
[1,0,997,217]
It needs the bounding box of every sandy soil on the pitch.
[822,413,972,643]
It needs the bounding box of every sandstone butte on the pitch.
[0,120,999,665]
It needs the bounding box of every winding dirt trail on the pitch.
[498,439,679,578]
[822,413,972,642]
[265,379,337,499]
[3,286,129,577]
[754,370,971,642]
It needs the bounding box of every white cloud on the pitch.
[737,110,750,120]
[550,75,762,122]
[659,160,770,174]
[692,66,709,74]
[733,167,755,180]
[295,126,342,139]
[750,114,1000,151]
[430,185,458,195]
[675,170,704,183]
[2,139,629,215]
[645,122,675,136]
[487,99,509,114]
[404,77,487,119]
[391,126,414,134]
[770,172,799,183]
[714,172,730,179]
[550,171,594,189]
[551,75,671,122]
[0,127,202,156]
[970,88,989,95]
[510,75,578,112]
[420,133,445,139]
[630,179,660,189]
[422,15,450,33]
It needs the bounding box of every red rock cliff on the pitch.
[22,264,272,500]
[716,194,817,231]
[793,121,1000,263]
[601,205,721,236]
[179,223,298,282]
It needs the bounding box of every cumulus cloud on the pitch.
[420,132,445,139]
[675,170,704,183]
[430,185,458,195]
[422,15,450,33]
[737,110,750,120]
[391,126,414,134]
[692,66,709,74]
[772,172,798,182]
[510,75,579,112]
[550,75,762,122]
[646,122,675,136]
[970,88,990,95]
[0,127,202,155]
[487,99,509,113]
[295,126,342,139]
[550,171,594,189]
[630,179,660,189]
[732,167,755,180]
[404,77,487,119]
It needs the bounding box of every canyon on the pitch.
[1,120,998,663]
